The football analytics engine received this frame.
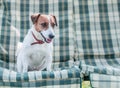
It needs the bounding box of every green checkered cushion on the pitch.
[0,0,81,87]
[90,73,120,88]
[73,1,120,87]
[74,0,120,87]
[81,58,120,76]
[74,0,120,86]
[0,0,75,70]
[74,0,120,60]
[0,66,81,87]
[74,0,120,74]
[0,1,7,54]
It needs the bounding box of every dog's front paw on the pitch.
[22,63,28,73]
[46,65,52,71]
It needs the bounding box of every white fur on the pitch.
[16,23,54,73]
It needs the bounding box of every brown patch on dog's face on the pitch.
[31,14,57,32]
[34,15,49,32]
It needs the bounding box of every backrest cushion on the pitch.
[74,0,120,60]
[0,0,75,70]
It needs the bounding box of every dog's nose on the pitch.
[49,34,55,39]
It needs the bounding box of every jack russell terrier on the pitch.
[16,13,57,73]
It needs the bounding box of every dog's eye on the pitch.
[51,23,55,28]
[41,23,47,27]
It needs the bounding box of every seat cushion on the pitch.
[0,66,81,87]
[90,73,120,88]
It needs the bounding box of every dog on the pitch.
[16,13,57,73]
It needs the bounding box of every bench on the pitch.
[0,0,120,88]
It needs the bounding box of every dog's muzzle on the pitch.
[40,32,55,43]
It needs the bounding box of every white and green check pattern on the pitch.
[0,0,81,87]
[0,0,75,69]
[0,67,81,87]
[90,73,120,88]
[74,0,120,60]
[1,0,120,88]
[74,0,120,88]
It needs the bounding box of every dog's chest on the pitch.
[27,45,50,67]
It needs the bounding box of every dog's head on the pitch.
[31,13,57,43]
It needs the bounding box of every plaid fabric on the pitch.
[0,0,75,69]
[0,0,5,54]
[90,73,120,88]
[81,58,120,76]
[0,0,75,65]
[0,0,81,87]
[74,0,120,87]
[74,0,120,75]
[0,66,81,87]
[0,44,8,54]
[74,0,120,57]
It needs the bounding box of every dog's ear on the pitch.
[51,15,57,26]
[31,13,41,24]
